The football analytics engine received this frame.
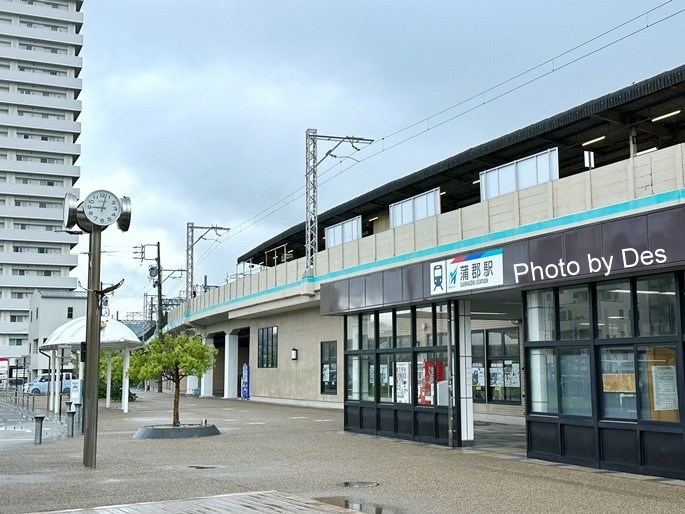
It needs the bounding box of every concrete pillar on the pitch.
[200,337,215,397]
[186,375,198,395]
[456,300,474,445]
[122,349,130,414]
[49,350,57,412]
[224,334,238,398]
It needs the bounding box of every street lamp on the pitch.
[64,191,131,469]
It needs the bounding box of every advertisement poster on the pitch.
[395,362,411,403]
[0,358,8,383]
[472,363,485,386]
[489,362,504,387]
[241,363,250,400]
[652,365,678,410]
[504,362,520,388]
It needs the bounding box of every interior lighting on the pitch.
[581,135,606,147]
[472,179,481,185]
[651,109,681,122]
[635,147,657,156]
[368,216,379,222]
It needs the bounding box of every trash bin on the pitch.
[192,388,201,397]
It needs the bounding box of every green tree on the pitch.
[127,332,216,426]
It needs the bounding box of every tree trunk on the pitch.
[172,370,181,426]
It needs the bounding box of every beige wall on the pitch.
[244,307,344,407]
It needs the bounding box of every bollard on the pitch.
[33,415,45,445]
[67,411,75,437]
[66,401,72,412]
[74,403,81,434]
[31,393,35,411]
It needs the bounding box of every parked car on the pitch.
[23,373,72,395]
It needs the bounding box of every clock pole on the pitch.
[83,225,102,469]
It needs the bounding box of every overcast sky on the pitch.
[73,0,685,320]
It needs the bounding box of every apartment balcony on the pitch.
[0,68,81,91]
[0,135,79,156]
[0,159,80,179]
[0,183,78,200]
[0,113,80,135]
[0,91,81,113]
[0,24,83,47]
[0,249,77,267]
[0,3,83,26]
[0,275,76,289]
[0,227,80,245]
[0,321,29,337]
[0,47,81,70]
[0,298,28,311]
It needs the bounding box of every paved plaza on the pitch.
[1,391,685,513]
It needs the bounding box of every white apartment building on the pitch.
[0,0,82,364]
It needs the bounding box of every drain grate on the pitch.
[343,481,379,488]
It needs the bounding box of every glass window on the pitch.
[361,355,374,401]
[558,285,591,340]
[596,280,633,339]
[361,314,375,350]
[487,331,503,358]
[417,351,448,406]
[485,328,521,403]
[378,311,393,349]
[395,309,412,348]
[346,356,360,400]
[257,326,278,368]
[395,353,412,404]
[415,306,433,346]
[528,348,558,414]
[526,289,555,341]
[559,347,592,416]
[638,345,679,422]
[379,354,393,403]
[471,331,486,401]
[321,341,337,395]
[346,315,359,350]
[600,346,636,419]
[435,303,449,345]
[636,274,676,336]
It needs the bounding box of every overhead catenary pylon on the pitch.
[186,222,231,307]
[304,129,373,277]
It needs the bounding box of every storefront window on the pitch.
[378,311,393,349]
[395,353,412,404]
[471,331,486,401]
[487,328,521,402]
[636,274,676,336]
[528,348,558,414]
[600,346,636,419]
[417,351,448,406]
[596,280,632,339]
[436,303,449,345]
[360,354,374,401]
[361,313,375,350]
[396,309,412,348]
[559,347,591,416]
[346,356,360,400]
[526,289,555,341]
[559,285,590,340]
[379,354,393,403]
[415,306,433,346]
[638,345,679,422]
[346,315,359,350]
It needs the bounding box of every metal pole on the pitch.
[83,226,102,469]
[446,301,454,448]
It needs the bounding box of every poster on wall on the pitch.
[504,361,520,388]
[430,249,503,295]
[652,365,678,411]
[395,362,411,403]
[472,363,485,386]
[489,362,504,387]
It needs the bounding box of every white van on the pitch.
[23,372,73,395]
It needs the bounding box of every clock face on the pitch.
[83,190,122,226]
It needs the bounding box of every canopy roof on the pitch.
[41,316,143,351]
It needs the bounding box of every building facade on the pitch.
[0,0,82,366]
[167,65,685,478]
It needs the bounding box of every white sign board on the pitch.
[430,249,504,295]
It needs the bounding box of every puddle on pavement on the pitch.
[316,496,384,513]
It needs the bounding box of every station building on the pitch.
[167,64,685,479]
